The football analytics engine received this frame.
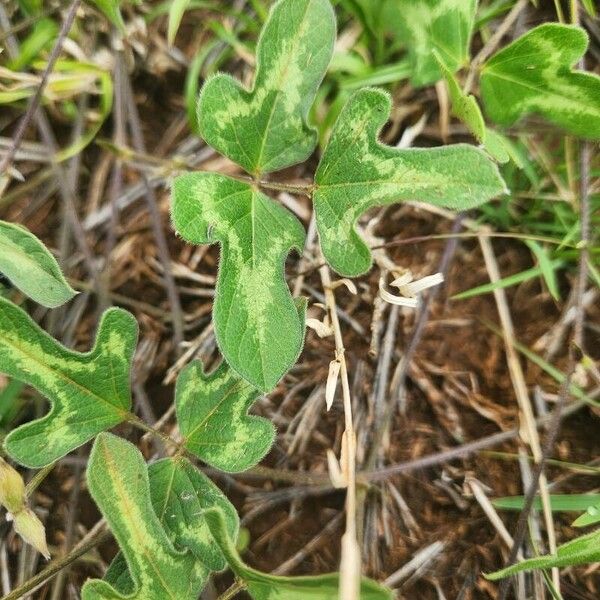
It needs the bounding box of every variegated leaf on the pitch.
[197,0,336,175]
[480,24,600,139]
[313,88,507,277]
[384,0,477,87]
[0,220,77,308]
[487,528,600,580]
[172,172,306,392]
[1,300,137,467]
[205,509,394,599]
[104,455,239,592]
[176,361,275,472]
[82,434,209,600]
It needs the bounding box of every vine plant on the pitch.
[1,0,599,597]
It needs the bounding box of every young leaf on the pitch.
[0,220,77,308]
[172,172,306,392]
[205,509,394,599]
[1,300,137,467]
[149,457,239,570]
[82,434,208,600]
[313,88,507,277]
[197,0,336,175]
[176,361,275,472]
[486,528,600,580]
[384,0,477,87]
[480,24,600,140]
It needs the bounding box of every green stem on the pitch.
[217,580,246,600]
[25,462,56,497]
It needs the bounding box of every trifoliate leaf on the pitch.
[384,0,477,87]
[172,172,306,392]
[1,300,137,467]
[205,509,394,599]
[149,456,239,570]
[313,88,507,277]
[82,434,209,600]
[176,361,275,473]
[0,220,77,308]
[486,528,600,580]
[197,0,336,175]
[480,24,600,140]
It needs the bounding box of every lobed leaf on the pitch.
[480,24,600,140]
[82,434,208,600]
[486,528,600,580]
[1,300,137,467]
[172,172,306,392]
[176,361,275,472]
[313,88,507,277]
[205,509,394,599]
[197,0,336,175]
[0,220,77,308]
[385,0,477,87]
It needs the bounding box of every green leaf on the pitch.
[573,502,600,528]
[486,528,600,580]
[88,0,125,32]
[452,260,564,300]
[205,509,394,599]
[1,300,137,467]
[493,494,600,513]
[313,88,507,277]
[82,434,208,600]
[148,457,239,569]
[167,0,191,45]
[105,455,240,591]
[176,361,275,472]
[197,0,336,175]
[525,240,560,301]
[385,0,477,87]
[480,24,600,140]
[8,18,58,71]
[0,221,77,308]
[172,172,306,392]
[434,51,511,164]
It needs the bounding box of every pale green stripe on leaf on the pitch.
[314,88,507,277]
[176,361,275,472]
[384,0,476,87]
[205,509,394,599]
[0,220,77,308]
[481,24,600,140]
[1,301,137,467]
[197,0,335,175]
[172,172,306,392]
[149,457,239,569]
[486,528,600,580]
[82,434,208,600]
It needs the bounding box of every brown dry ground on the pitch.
[1,2,599,599]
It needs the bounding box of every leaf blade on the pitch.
[172,172,306,391]
[205,509,394,599]
[0,221,77,308]
[82,434,208,600]
[197,0,336,175]
[480,24,600,139]
[1,301,137,467]
[314,88,507,277]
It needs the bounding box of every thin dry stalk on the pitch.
[319,263,360,600]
